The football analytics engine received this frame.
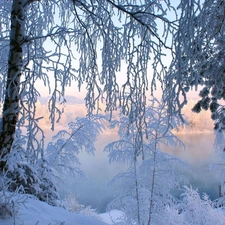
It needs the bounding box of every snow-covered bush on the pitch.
[4,132,59,206]
[179,186,225,225]
[63,193,84,213]
[63,193,99,219]
[35,158,59,206]
[5,160,59,206]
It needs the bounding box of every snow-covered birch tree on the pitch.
[105,98,187,225]
[0,0,177,172]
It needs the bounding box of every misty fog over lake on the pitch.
[58,131,220,213]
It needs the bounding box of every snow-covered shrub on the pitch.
[179,186,225,225]
[35,158,59,206]
[6,162,39,195]
[63,193,84,213]
[63,193,99,219]
[5,160,59,206]
[79,205,100,218]
[4,133,59,206]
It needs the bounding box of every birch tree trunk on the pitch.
[147,137,157,225]
[0,0,25,171]
[134,140,141,225]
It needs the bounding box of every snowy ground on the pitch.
[0,194,124,225]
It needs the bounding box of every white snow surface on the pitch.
[0,193,123,225]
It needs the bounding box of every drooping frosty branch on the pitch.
[0,0,178,167]
[165,0,225,131]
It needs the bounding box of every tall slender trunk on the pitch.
[147,137,157,225]
[0,0,26,171]
[134,120,144,225]
[134,151,141,225]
